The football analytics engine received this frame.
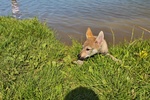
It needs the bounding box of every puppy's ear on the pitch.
[95,31,104,44]
[86,27,94,39]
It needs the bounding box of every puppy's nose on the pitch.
[77,54,81,59]
[77,54,84,60]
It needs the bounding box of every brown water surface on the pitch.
[1,0,150,45]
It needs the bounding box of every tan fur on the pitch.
[78,27,121,63]
[86,27,94,38]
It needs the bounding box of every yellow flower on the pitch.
[139,50,148,58]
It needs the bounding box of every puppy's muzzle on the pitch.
[77,54,85,61]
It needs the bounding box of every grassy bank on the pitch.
[0,17,149,100]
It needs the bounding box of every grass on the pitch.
[0,16,150,100]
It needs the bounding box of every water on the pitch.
[1,0,150,45]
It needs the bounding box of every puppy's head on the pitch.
[78,27,104,60]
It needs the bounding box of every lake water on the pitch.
[1,0,150,45]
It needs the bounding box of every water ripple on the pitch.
[0,0,150,45]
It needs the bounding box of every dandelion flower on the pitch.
[139,50,148,58]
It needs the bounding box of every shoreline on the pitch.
[54,25,150,46]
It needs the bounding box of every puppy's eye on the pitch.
[86,48,90,51]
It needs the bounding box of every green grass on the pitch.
[0,16,150,100]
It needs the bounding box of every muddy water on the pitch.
[1,0,150,45]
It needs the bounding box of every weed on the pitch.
[0,17,149,100]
